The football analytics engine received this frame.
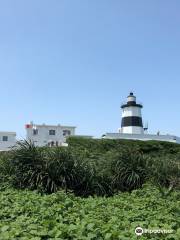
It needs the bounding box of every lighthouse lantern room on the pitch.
[121,92,144,134]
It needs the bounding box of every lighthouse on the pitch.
[103,92,180,143]
[120,92,144,134]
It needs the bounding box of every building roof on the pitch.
[0,131,16,135]
[26,123,76,128]
[36,125,76,128]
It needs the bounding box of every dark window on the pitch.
[49,130,56,135]
[3,136,8,141]
[48,141,55,147]
[63,130,71,136]
[33,129,38,135]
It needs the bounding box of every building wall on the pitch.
[0,132,16,151]
[104,133,180,144]
[26,124,76,147]
[121,126,144,134]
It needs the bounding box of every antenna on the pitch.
[129,90,134,95]
[144,121,148,133]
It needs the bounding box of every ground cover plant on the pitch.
[0,185,179,240]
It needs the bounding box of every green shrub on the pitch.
[10,141,81,193]
[10,140,49,191]
[46,147,94,196]
[3,138,180,197]
[148,155,180,195]
[0,152,13,188]
[110,148,149,191]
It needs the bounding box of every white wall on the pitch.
[127,96,136,102]
[121,126,144,134]
[26,124,76,147]
[104,133,180,144]
[122,106,142,117]
[0,132,16,151]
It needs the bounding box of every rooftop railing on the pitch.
[121,101,143,107]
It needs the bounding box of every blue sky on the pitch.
[0,0,180,138]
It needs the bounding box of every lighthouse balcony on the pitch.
[121,101,143,109]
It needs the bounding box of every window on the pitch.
[2,136,8,141]
[49,130,56,135]
[33,129,38,135]
[63,130,71,136]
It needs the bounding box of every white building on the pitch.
[25,122,76,147]
[0,131,16,151]
[104,92,180,144]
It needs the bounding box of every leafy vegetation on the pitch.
[0,185,179,240]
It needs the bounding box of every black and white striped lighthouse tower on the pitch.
[121,92,144,134]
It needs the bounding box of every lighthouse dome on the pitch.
[127,92,136,103]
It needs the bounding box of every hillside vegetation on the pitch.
[0,138,179,196]
[67,137,180,156]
